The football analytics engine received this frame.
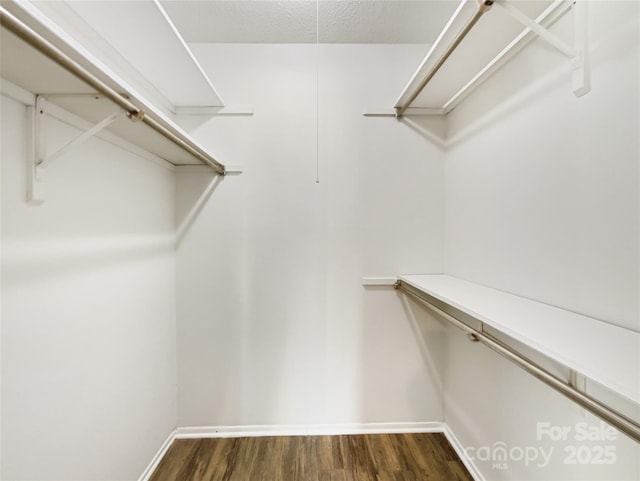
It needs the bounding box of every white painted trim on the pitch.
[442,424,486,481]
[175,422,445,439]
[138,430,176,481]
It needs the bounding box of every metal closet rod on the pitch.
[395,280,640,444]
[0,7,225,175]
[395,0,495,118]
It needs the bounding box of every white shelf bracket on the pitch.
[569,369,587,392]
[361,277,399,286]
[495,0,590,97]
[27,102,43,203]
[37,97,124,166]
[569,368,588,417]
[572,0,590,97]
[174,106,254,116]
[28,95,124,202]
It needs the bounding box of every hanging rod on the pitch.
[0,6,226,175]
[395,0,494,118]
[395,280,640,444]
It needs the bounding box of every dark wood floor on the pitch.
[150,433,474,481]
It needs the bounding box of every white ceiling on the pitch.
[161,1,460,44]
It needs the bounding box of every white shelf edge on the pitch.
[175,164,244,175]
[0,76,35,105]
[393,0,469,109]
[398,274,640,407]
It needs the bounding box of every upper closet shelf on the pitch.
[393,0,589,117]
[394,274,640,442]
[0,1,226,175]
[35,0,224,109]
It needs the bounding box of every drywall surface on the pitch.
[445,1,639,332]
[443,2,640,480]
[24,0,183,117]
[175,43,446,427]
[1,96,177,480]
[444,325,640,481]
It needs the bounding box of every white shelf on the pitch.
[0,1,224,171]
[399,274,640,405]
[48,0,223,109]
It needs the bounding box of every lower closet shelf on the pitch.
[395,274,640,441]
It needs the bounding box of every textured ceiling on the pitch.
[161,1,459,44]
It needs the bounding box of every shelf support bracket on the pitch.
[27,103,43,203]
[495,0,590,97]
[37,97,124,167]
[28,95,124,203]
[571,0,590,97]
[495,1,577,57]
[569,368,588,416]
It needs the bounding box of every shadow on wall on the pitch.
[175,173,223,247]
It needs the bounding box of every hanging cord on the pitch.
[315,0,320,184]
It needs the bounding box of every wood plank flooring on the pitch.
[149,433,473,481]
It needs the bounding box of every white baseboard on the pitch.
[442,424,485,481]
[141,423,483,481]
[175,421,444,439]
[138,430,177,481]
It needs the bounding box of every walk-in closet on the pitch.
[1,1,639,480]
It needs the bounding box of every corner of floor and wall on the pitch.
[2,2,639,481]
[438,2,640,479]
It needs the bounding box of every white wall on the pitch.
[445,1,639,331]
[442,2,640,479]
[175,43,447,427]
[0,95,177,480]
